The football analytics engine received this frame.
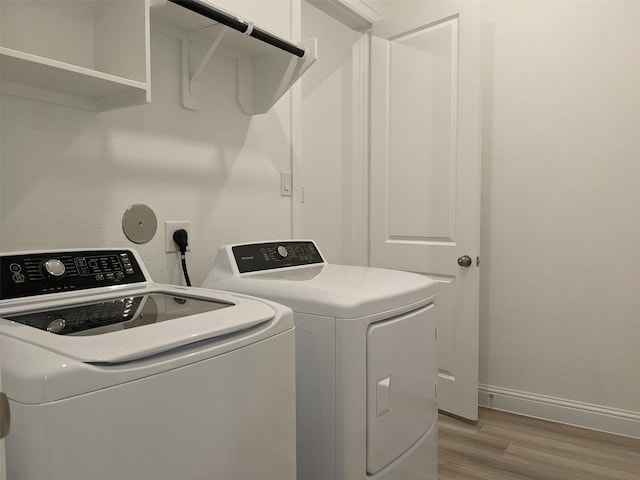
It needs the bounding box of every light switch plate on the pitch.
[281,172,292,197]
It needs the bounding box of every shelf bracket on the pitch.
[237,37,317,115]
[168,0,305,57]
[182,23,227,110]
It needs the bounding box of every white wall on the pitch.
[479,0,640,429]
[0,2,295,286]
[300,0,365,264]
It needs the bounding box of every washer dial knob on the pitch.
[47,318,66,334]
[276,245,289,258]
[44,259,66,278]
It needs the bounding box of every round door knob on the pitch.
[44,259,66,278]
[457,255,473,267]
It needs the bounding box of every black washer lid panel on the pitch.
[0,249,147,300]
[4,292,231,336]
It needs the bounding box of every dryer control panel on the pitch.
[1,249,147,300]
[232,241,324,273]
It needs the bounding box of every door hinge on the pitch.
[476,256,480,267]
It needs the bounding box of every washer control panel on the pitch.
[232,241,324,273]
[1,249,146,300]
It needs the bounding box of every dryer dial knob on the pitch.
[44,259,66,278]
[276,246,289,258]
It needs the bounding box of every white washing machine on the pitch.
[202,240,438,480]
[0,248,296,480]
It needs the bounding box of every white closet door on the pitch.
[370,0,482,420]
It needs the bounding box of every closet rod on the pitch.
[168,0,306,58]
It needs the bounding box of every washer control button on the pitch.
[12,274,25,283]
[276,246,289,258]
[44,259,66,278]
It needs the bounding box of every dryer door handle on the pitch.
[0,392,10,439]
[376,376,391,417]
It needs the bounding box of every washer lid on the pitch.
[0,286,277,363]
[205,264,437,319]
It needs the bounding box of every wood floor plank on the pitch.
[478,408,640,455]
[439,412,483,435]
[503,444,640,480]
[439,420,508,454]
[439,461,530,480]
[478,423,640,474]
[438,438,578,480]
[438,408,640,480]
[438,462,487,480]
[438,435,506,461]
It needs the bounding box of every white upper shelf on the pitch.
[0,0,316,114]
[0,0,150,111]
[150,0,318,115]
[0,48,149,111]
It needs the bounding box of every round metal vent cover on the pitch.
[122,204,157,244]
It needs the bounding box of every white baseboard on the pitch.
[478,384,640,439]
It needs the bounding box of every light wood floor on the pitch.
[438,407,640,480]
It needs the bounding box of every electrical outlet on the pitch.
[165,221,191,253]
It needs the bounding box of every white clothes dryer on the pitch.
[202,240,438,480]
[0,248,296,480]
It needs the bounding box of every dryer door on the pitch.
[366,303,437,474]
